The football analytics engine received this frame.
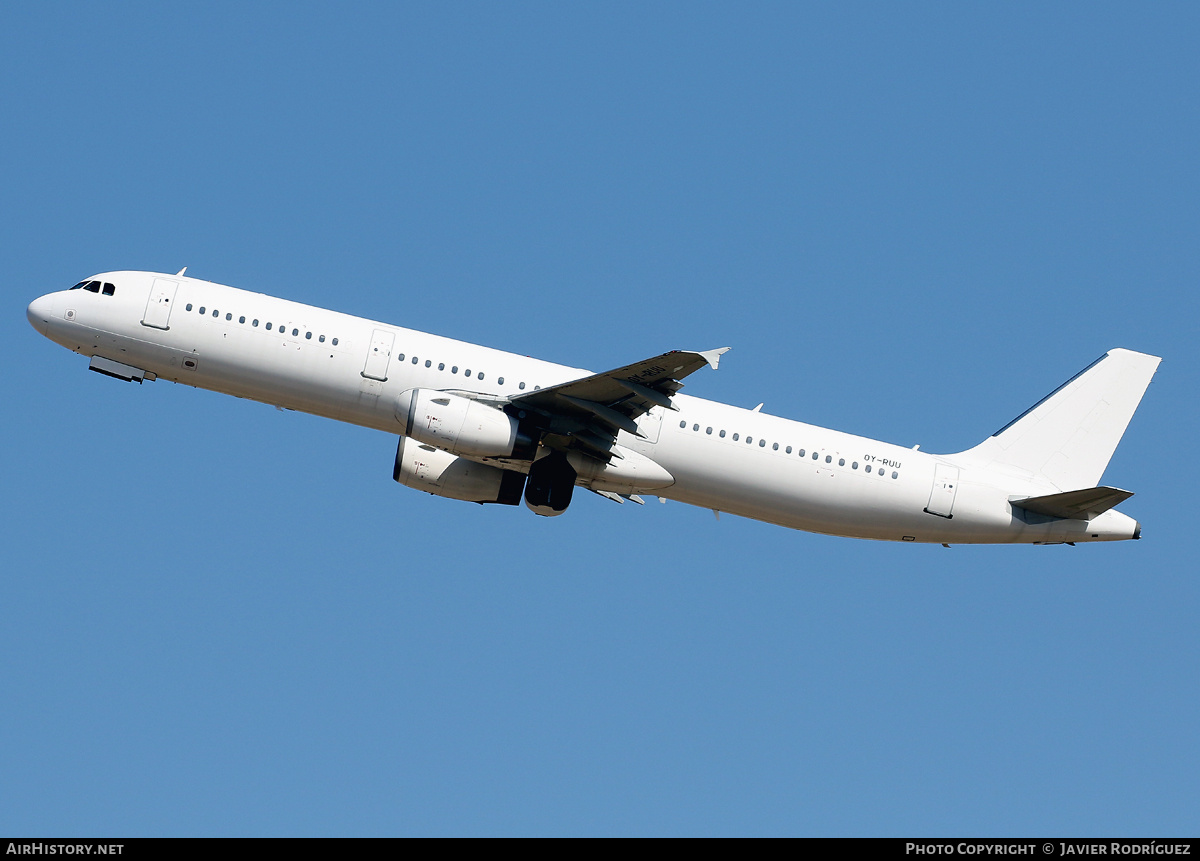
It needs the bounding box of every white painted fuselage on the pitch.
[27,271,1158,544]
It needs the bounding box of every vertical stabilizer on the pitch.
[955,348,1160,490]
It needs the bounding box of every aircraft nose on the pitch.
[27,294,52,335]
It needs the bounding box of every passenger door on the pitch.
[924,463,960,518]
[141,278,179,330]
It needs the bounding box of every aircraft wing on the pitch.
[509,347,729,456]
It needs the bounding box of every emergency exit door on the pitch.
[636,407,664,444]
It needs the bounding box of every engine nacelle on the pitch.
[393,436,525,505]
[396,389,534,458]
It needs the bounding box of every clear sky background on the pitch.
[2,2,1196,837]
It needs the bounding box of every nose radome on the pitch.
[27,294,52,335]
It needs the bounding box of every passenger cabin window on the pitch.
[266,323,272,330]
[186,304,193,311]
[332,338,338,346]
[239,316,246,324]
[306,332,312,340]
[319,335,325,342]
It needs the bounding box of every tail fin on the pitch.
[955,348,1161,490]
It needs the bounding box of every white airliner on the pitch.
[27,270,1161,544]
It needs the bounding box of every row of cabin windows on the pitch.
[70,280,116,296]
[184,303,338,346]
[181,300,543,392]
[395,353,541,391]
[679,419,900,478]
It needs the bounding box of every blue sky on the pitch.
[2,2,1197,836]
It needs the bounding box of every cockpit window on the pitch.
[68,280,116,294]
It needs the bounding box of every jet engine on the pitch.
[393,436,525,505]
[396,389,536,459]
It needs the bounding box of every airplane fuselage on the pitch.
[27,271,1154,544]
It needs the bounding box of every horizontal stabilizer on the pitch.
[1011,486,1133,520]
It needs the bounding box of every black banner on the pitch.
[2,838,1197,848]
